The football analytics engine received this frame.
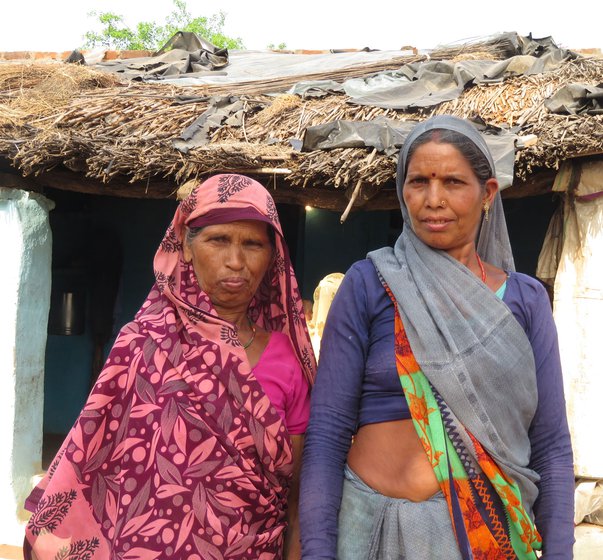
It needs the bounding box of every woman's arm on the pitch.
[285,435,304,560]
[300,263,373,559]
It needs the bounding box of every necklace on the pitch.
[241,316,257,350]
[476,254,487,283]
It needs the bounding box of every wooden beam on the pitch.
[3,157,561,210]
[28,169,179,199]
[0,171,44,192]
[9,164,402,211]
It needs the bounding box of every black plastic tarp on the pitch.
[172,96,244,153]
[545,83,603,115]
[284,34,575,110]
[91,31,229,80]
[341,50,574,110]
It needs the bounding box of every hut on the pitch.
[0,30,602,551]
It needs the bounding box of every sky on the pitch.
[1,0,602,54]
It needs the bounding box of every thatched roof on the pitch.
[1,33,602,211]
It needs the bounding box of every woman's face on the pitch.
[183,220,273,316]
[402,140,497,260]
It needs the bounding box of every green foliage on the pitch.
[267,42,288,50]
[84,13,138,50]
[84,0,245,51]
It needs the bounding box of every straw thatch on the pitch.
[1,36,602,210]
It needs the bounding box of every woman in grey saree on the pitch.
[300,116,574,559]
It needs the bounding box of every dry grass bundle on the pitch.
[0,104,24,127]
[176,179,199,200]
[0,62,120,93]
[0,63,122,126]
[253,94,302,126]
[0,63,63,92]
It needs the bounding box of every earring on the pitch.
[483,201,490,222]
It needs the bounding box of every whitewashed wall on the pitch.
[0,187,53,546]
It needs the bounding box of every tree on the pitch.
[84,0,245,51]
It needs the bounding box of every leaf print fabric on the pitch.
[27,490,77,536]
[24,174,316,559]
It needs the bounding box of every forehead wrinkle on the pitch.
[406,143,475,179]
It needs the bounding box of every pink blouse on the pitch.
[252,331,311,435]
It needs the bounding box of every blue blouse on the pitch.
[300,259,574,559]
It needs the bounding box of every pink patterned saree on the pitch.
[24,174,316,560]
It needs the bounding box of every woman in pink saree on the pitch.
[24,174,316,560]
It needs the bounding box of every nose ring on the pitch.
[440,200,447,207]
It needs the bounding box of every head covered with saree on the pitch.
[369,116,543,557]
[25,174,316,559]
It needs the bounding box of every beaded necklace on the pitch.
[241,316,257,349]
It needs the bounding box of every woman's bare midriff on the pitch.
[346,419,440,502]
